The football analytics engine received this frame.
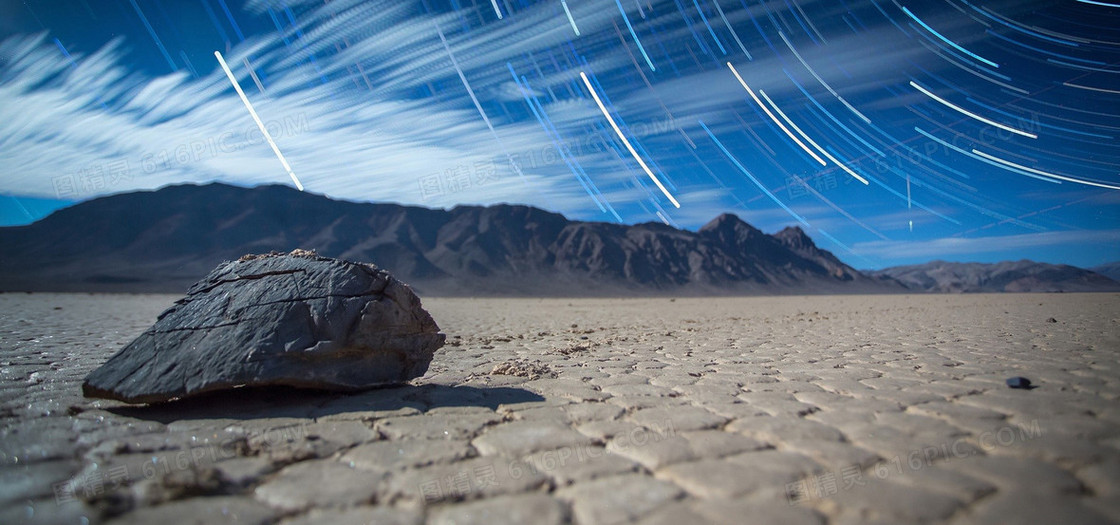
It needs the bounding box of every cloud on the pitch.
[2,0,1115,271]
[0,3,664,220]
[492,80,541,101]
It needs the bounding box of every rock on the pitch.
[83,250,444,403]
[1006,377,1033,389]
[489,359,553,380]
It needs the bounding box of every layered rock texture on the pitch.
[82,250,445,403]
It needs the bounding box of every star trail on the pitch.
[0,0,1117,268]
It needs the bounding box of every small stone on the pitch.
[82,250,445,403]
[1006,377,1033,389]
[490,359,554,380]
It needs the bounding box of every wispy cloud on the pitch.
[1,0,1116,270]
[0,2,666,220]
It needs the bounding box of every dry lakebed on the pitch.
[1,292,1118,524]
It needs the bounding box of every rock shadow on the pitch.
[103,383,544,424]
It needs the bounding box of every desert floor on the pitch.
[1,292,1118,524]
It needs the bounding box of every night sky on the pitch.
[1,0,1118,269]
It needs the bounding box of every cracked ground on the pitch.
[1,293,1118,524]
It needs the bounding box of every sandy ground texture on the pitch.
[1,292,1118,524]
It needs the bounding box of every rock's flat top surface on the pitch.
[82,252,444,403]
[1,293,1118,524]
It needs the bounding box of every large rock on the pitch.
[83,250,445,403]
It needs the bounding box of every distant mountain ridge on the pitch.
[0,183,900,295]
[0,183,1115,295]
[1091,261,1120,283]
[869,260,1120,293]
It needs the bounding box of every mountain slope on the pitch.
[1091,261,1120,283]
[0,183,901,295]
[870,260,1120,293]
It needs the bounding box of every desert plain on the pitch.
[1,292,1118,524]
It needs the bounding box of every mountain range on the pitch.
[869,260,1120,294]
[1090,261,1120,283]
[0,183,1115,295]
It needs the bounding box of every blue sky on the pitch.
[1,0,1118,269]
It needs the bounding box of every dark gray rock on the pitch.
[83,250,445,403]
[1006,377,1033,389]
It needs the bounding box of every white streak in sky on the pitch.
[491,0,504,19]
[436,24,526,181]
[902,6,999,68]
[1064,82,1120,95]
[972,149,1120,190]
[561,0,581,36]
[779,31,870,124]
[128,0,177,72]
[914,127,1055,184]
[758,89,870,185]
[910,80,1037,139]
[614,0,656,72]
[580,71,680,208]
[727,62,826,166]
[215,50,304,191]
[243,57,267,96]
[712,0,752,59]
